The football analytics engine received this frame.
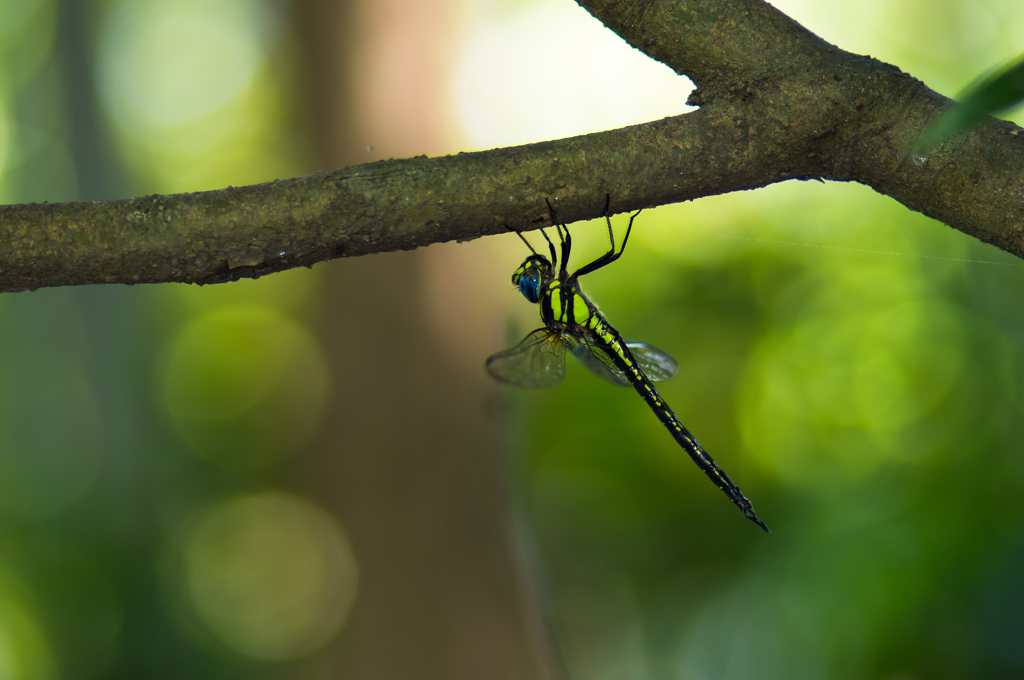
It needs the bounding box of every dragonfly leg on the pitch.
[504,222,559,268]
[571,196,643,279]
[545,198,572,275]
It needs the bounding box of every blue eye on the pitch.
[518,269,541,303]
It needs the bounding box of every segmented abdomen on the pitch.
[588,315,768,532]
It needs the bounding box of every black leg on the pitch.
[571,197,642,279]
[503,223,538,256]
[619,208,642,255]
[545,198,572,278]
[504,221,561,270]
[538,227,558,267]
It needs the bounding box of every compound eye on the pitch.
[518,269,542,303]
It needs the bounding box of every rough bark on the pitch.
[0,0,1021,293]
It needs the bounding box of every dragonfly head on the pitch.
[512,255,551,304]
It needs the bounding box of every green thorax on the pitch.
[542,278,609,335]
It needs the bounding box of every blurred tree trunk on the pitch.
[289,2,543,678]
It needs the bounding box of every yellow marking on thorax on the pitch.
[549,287,563,322]
[572,294,590,325]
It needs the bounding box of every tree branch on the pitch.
[577,0,1024,255]
[1,0,1021,293]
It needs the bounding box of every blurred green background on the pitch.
[1,0,1023,679]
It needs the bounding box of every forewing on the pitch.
[627,342,679,382]
[486,328,569,388]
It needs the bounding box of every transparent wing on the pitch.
[573,334,679,387]
[486,328,573,389]
[628,341,679,382]
[572,333,630,386]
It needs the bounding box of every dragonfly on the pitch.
[486,200,769,533]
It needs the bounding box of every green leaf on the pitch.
[914,54,1024,153]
